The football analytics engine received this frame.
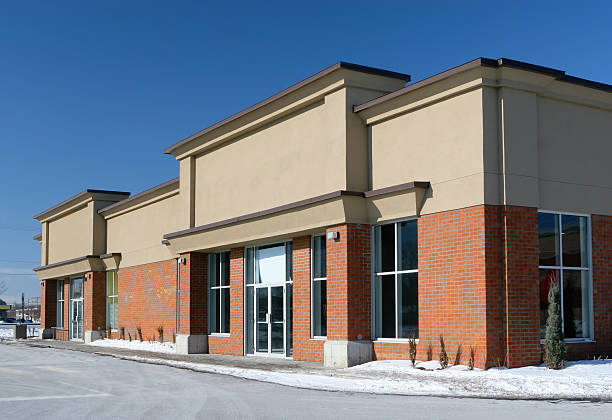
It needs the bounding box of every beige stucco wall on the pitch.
[193,91,347,227]
[483,83,612,216]
[106,193,182,268]
[47,203,93,264]
[369,88,486,215]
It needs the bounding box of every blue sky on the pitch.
[0,1,610,303]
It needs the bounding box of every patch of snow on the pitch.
[114,356,612,401]
[88,339,176,354]
[0,328,14,339]
[0,325,39,339]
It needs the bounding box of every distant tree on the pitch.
[0,280,7,296]
[544,282,567,369]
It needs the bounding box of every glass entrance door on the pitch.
[255,285,285,355]
[70,277,84,340]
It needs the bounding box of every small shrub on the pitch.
[157,326,164,343]
[468,347,475,371]
[137,327,143,342]
[408,336,417,367]
[544,282,567,369]
[172,333,176,343]
[128,332,132,341]
[120,327,125,340]
[454,344,462,366]
[426,342,433,361]
[106,326,113,340]
[439,335,448,369]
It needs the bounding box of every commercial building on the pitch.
[33,58,612,368]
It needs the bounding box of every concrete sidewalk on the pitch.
[19,338,328,374]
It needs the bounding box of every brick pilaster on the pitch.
[178,252,208,335]
[84,271,106,332]
[40,279,57,329]
[326,224,371,341]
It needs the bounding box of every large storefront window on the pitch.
[374,219,418,339]
[209,251,231,334]
[106,271,118,330]
[312,235,327,337]
[538,212,592,340]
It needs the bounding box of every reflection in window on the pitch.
[538,212,591,339]
[209,251,231,334]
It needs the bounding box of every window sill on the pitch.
[311,336,327,341]
[374,338,419,344]
[209,333,230,338]
[540,339,595,344]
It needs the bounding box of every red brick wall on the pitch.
[178,252,207,336]
[567,214,612,359]
[326,224,371,341]
[373,205,540,369]
[292,235,324,362]
[117,259,177,342]
[84,271,106,333]
[208,248,244,355]
[40,278,57,329]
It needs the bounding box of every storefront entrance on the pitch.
[246,242,292,357]
[69,277,84,340]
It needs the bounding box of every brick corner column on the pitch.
[177,252,208,353]
[40,278,57,338]
[325,223,372,367]
[501,205,541,368]
[228,247,245,356]
[84,271,106,343]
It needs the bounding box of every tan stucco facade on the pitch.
[33,59,612,279]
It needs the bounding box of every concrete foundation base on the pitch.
[84,330,103,343]
[176,334,208,354]
[39,328,54,339]
[324,340,373,368]
[14,324,27,339]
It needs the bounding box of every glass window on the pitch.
[56,280,64,328]
[538,212,591,339]
[209,251,231,334]
[374,220,418,339]
[106,271,118,330]
[312,235,327,337]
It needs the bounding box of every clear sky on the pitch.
[0,1,610,303]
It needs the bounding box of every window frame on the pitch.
[372,217,419,342]
[311,234,327,339]
[106,270,118,331]
[538,210,594,342]
[208,250,231,336]
[56,279,64,329]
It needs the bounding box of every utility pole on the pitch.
[21,293,24,322]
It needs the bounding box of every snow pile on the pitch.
[0,327,14,339]
[116,356,612,401]
[88,338,176,354]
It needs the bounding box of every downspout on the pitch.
[176,258,181,336]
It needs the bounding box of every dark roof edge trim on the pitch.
[164,61,410,155]
[364,181,431,198]
[354,57,612,112]
[164,190,364,239]
[98,178,180,215]
[33,189,130,221]
[33,255,99,272]
[33,233,42,241]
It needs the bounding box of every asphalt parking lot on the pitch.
[1,342,611,419]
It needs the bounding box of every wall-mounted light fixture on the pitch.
[327,231,340,240]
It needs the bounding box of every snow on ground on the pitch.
[114,356,612,401]
[88,338,176,354]
[0,325,39,339]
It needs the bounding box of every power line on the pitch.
[0,259,39,264]
[0,273,37,276]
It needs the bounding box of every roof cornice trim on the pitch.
[364,181,431,198]
[33,189,130,221]
[354,57,611,113]
[98,178,179,216]
[164,61,410,156]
